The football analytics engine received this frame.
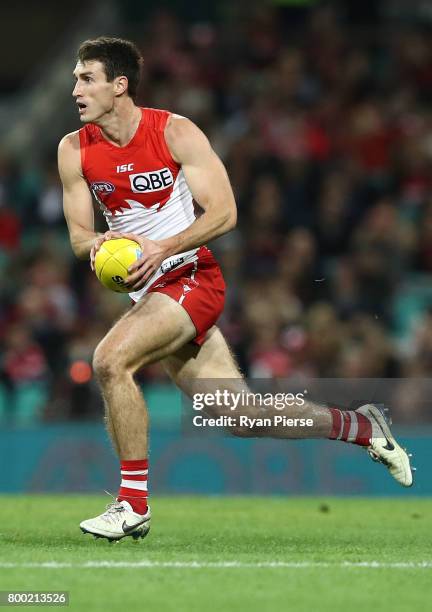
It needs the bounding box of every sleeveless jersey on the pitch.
[79,107,198,299]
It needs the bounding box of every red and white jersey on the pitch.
[79,107,198,299]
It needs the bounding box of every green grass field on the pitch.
[0,496,431,611]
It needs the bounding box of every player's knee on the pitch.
[93,344,124,384]
[93,339,151,384]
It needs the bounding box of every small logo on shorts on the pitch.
[161,257,185,274]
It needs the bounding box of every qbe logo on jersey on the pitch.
[129,168,174,193]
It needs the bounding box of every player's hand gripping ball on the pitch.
[94,238,142,292]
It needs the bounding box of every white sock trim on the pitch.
[121,469,148,476]
[347,411,358,442]
[121,479,148,491]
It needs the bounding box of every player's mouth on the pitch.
[77,102,88,114]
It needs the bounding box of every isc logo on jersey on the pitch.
[129,168,174,193]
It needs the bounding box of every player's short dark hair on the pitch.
[77,36,143,99]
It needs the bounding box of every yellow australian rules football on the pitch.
[94,238,142,293]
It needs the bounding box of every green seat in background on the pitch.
[392,274,432,347]
[0,382,48,426]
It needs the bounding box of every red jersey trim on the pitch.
[155,110,176,168]
[78,128,87,174]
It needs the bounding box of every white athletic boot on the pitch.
[80,500,151,541]
[356,404,415,487]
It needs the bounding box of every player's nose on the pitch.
[72,81,81,98]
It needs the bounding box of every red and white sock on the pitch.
[117,458,148,515]
[328,408,372,446]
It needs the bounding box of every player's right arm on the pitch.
[58,131,101,260]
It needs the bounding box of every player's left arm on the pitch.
[163,116,238,251]
[124,116,237,289]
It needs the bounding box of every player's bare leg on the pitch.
[163,326,413,486]
[163,326,333,438]
[80,292,196,541]
[93,292,196,459]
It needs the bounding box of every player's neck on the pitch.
[97,100,142,147]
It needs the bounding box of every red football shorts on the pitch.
[147,246,225,345]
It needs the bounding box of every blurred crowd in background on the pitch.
[1,2,432,423]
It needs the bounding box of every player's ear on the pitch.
[114,75,128,96]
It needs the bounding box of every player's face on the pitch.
[72,61,116,123]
